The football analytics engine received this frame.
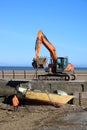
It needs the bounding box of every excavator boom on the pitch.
[34,30,57,63]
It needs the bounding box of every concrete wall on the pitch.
[0,79,87,95]
[13,80,87,95]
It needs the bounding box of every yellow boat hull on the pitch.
[23,91,74,107]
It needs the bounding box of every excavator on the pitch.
[32,30,76,81]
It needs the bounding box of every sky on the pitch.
[0,0,87,67]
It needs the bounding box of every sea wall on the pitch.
[0,69,87,105]
[0,78,87,95]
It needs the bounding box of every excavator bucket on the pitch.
[32,57,47,69]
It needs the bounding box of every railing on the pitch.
[0,70,87,80]
[0,70,41,79]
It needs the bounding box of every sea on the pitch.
[0,66,87,70]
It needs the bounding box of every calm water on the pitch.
[0,66,34,70]
[0,66,87,70]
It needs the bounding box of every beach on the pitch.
[0,69,87,130]
[0,103,87,130]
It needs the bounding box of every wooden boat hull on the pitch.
[23,90,74,107]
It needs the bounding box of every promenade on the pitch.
[0,70,87,80]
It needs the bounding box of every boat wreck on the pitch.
[17,87,74,107]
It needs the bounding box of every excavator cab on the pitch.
[56,57,68,72]
[48,57,68,73]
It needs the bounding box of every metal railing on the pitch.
[0,70,37,79]
[0,70,87,80]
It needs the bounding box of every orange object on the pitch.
[65,63,74,72]
[12,95,19,106]
[34,30,57,64]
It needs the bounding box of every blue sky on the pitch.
[0,0,87,67]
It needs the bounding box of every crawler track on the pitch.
[38,73,76,81]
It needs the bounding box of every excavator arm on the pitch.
[34,30,57,63]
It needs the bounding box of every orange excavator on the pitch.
[32,30,76,80]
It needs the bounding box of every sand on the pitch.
[0,102,87,130]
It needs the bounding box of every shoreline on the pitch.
[0,66,87,70]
